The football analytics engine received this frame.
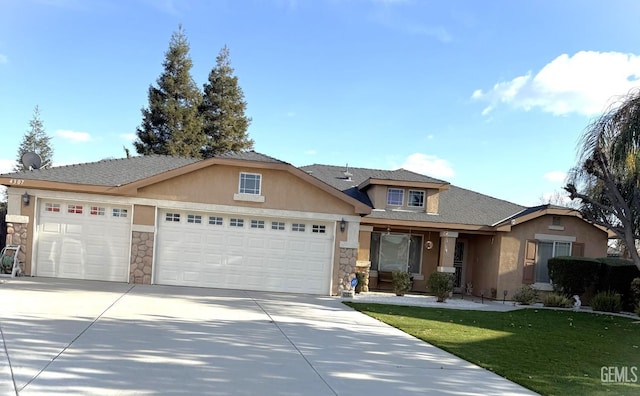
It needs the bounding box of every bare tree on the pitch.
[565,89,640,270]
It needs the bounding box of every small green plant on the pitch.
[428,272,454,302]
[513,285,538,305]
[543,293,573,308]
[590,290,622,313]
[391,271,412,296]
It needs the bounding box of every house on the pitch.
[1,152,610,297]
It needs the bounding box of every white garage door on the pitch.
[36,201,131,282]
[155,210,334,294]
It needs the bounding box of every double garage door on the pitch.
[155,210,334,294]
[36,200,131,281]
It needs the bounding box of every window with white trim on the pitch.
[187,214,202,224]
[230,218,244,227]
[408,190,425,208]
[251,220,265,229]
[536,241,571,283]
[312,225,326,234]
[271,221,285,230]
[387,188,404,206]
[45,203,61,212]
[292,223,305,232]
[90,206,105,216]
[165,213,180,222]
[112,208,128,218]
[239,173,261,195]
[68,204,83,214]
[209,216,223,226]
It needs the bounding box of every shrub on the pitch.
[547,256,600,295]
[590,291,622,313]
[391,271,412,296]
[543,293,573,308]
[630,278,640,306]
[513,285,538,305]
[636,305,640,317]
[428,272,454,302]
[596,258,640,310]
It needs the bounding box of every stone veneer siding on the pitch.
[130,231,153,284]
[337,247,357,293]
[4,222,27,274]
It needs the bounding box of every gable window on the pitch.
[408,190,425,208]
[369,232,422,274]
[239,173,261,195]
[230,218,244,228]
[68,204,83,214]
[187,214,202,224]
[387,188,404,206]
[536,241,571,283]
[165,213,180,222]
[209,216,223,226]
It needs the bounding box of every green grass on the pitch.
[345,303,640,396]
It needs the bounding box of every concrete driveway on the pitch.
[0,278,536,395]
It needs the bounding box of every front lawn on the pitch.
[345,303,640,396]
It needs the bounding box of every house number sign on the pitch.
[9,179,25,185]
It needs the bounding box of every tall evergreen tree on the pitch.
[134,25,204,158]
[15,106,54,171]
[200,45,253,158]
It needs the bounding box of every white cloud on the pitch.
[56,129,91,143]
[0,54,7,64]
[472,51,640,116]
[543,171,567,183]
[0,159,16,174]
[400,153,454,179]
[119,133,136,142]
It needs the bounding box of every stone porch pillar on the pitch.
[437,231,458,274]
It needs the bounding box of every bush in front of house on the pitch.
[355,272,367,294]
[543,293,573,308]
[513,285,538,305]
[590,290,622,313]
[548,256,600,295]
[595,258,640,310]
[428,272,454,302]
[391,271,412,296]
[629,277,640,305]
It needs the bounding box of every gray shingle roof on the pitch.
[0,151,286,186]
[301,164,526,226]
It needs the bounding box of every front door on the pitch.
[453,240,466,293]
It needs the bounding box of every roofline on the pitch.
[491,207,529,227]
[495,206,614,237]
[362,217,502,233]
[358,178,450,191]
[0,178,129,195]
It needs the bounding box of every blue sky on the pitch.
[2,0,640,206]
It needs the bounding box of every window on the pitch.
[165,213,180,222]
[112,208,128,218]
[408,190,425,208]
[187,214,202,224]
[369,232,422,274]
[536,241,571,283]
[230,218,244,227]
[239,173,261,195]
[271,221,285,230]
[312,225,326,234]
[292,223,305,232]
[68,204,83,214]
[251,220,265,229]
[45,203,61,212]
[209,216,223,226]
[387,188,404,206]
[90,206,105,216]
[552,216,562,226]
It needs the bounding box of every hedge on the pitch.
[547,256,600,295]
[596,258,640,310]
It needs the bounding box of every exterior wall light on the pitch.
[22,192,30,206]
[340,218,346,233]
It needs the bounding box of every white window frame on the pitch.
[209,216,223,226]
[250,220,265,229]
[271,221,285,230]
[230,218,244,228]
[292,223,306,232]
[239,172,262,195]
[312,225,326,234]
[533,235,574,290]
[187,214,202,224]
[387,188,404,206]
[408,190,425,208]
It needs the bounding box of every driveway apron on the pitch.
[0,278,536,395]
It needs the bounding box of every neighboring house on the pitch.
[0,152,610,297]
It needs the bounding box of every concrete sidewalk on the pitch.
[0,278,536,395]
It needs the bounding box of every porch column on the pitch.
[437,231,458,274]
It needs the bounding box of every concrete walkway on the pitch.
[0,278,536,395]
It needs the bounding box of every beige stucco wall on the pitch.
[138,165,356,215]
[466,234,501,298]
[133,204,156,226]
[497,214,608,297]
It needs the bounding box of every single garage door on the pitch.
[36,200,131,282]
[155,210,334,294]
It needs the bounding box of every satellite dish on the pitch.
[21,152,42,170]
